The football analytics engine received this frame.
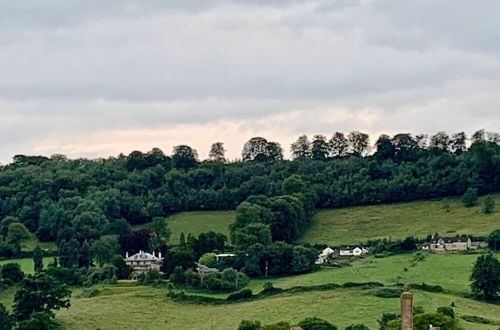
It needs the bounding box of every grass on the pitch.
[133,210,236,244]
[49,285,499,330]
[0,257,53,275]
[300,194,500,245]
[21,235,57,252]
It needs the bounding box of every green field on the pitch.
[133,210,236,244]
[300,194,500,245]
[0,257,53,275]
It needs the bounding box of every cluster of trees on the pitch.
[1,130,498,252]
[238,317,341,330]
[0,271,71,330]
[379,305,462,330]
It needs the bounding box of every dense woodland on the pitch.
[0,129,498,243]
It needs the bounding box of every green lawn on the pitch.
[300,194,500,245]
[133,210,236,244]
[0,257,53,275]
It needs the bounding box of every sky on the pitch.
[1,0,500,163]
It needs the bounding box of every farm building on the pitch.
[316,247,337,264]
[421,235,473,252]
[339,246,368,256]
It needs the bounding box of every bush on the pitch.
[437,306,455,319]
[198,252,218,268]
[460,315,492,324]
[202,268,249,292]
[377,313,397,329]
[410,282,443,293]
[482,195,495,214]
[238,320,261,330]
[487,229,500,250]
[414,312,460,330]
[374,287,402,298]
[16,311,61,330]
[138,270,163,285]
[0,263,24,284]
[84,264,116,286]
[299,316,338,330]
[227,289,253,301]
[0,303,14,330]
[462,187,478,207]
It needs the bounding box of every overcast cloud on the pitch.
[1,0,499,163]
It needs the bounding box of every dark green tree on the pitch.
[311,135,330,160]
[291,135,312,159]
[33,246,44,273]
[470,254,500,300]
[482,195,495,214]
[149,217,171,251]
[17,311,61,330]
[436,306,455,319]
[344,325,370,330]
[462,187,478,207]
[238,320,261,330]
[329,132,349,158]
[488,229,500,250]
[347,131,369,156]
[298,317,337,330]
[1,263,24,284]
[450,132,467,154]
[172,145,199,169]
[13,273,71,321]
[0,304,14,330]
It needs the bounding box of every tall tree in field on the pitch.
[470,254,500,300]
[172,145,198,169]
[348,131,369,156]
[290,135,311,159]
[472,129,485,142]
[13,273,71,321]
[311,135,330,160]
[450,132,467,154]
[33,246,43,273]
[149,217,171,251]
[429,131,450,152]
[208,142,226,163]
[392,133,418,160]
[329,132,349,157]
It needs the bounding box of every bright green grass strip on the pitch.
[0,257,53,275]
[300,194,500,245]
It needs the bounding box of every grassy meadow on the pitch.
[0,256,53,275]
[300,194,500,245]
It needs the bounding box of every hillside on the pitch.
[300,194,500,246]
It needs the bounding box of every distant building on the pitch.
[195,262,218,279]
[421,236,472,252]
[215,253,236,261]
[124,250,162,278]
[316,247,337,264]
[339,246,368,256]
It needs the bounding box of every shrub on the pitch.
[138,270,163,285]
[413,306,425,315]
[299,317,337,330]
[0,303,14,330]
[0,263,24,284]
[84,264,116,286]
[16,311,61,330]
[482,195,495,214]
[462,187,478,207]
[437,306,455,319]
[238,320,261,330]
[377,313,397,329]
[198,252,218,268]
[227,289,253,301]
[488,229,500,250]
[202,268,249,292]
[460,315,492,324]
[413,312,460,330]
[374,287,402,298]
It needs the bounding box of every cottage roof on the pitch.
[320,247,335,255]
[431,236,469,244]
[125,250,161,262]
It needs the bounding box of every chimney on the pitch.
[401,284,413,330]
[126,251,129,258]
[152,251,155,258]
[158,251,162,259]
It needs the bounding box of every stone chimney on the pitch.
[401,284,413,330]
[158,251,162,259]
[152,251,155,258]
[126,251,129,258]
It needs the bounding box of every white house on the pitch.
[124,250,162,278]
[339,246,368,256]
[215,253,236,261]
[315,247,336,264]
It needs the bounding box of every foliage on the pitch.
[161,246,196,275]
[16,311,61,330]
[33,246,43,273]
[461,187,478,207]
[0,303,14,330]
[198,252,218,268]
[227,289,253,301]
[149,217,171,251]
[137,270,163,285]
[460,315,492,324]
[298,317,338,330]
[261,321,290,330]
[482,195,495,213]
[201,268,249,292]
[84,264,117,286]
[488,229,500,250]
[1,263,24,284]
[413,312,461,330]
[13,273,71,321]
[437,306,455,319]
[238,320,261,330]
[377,313,397,329]
[374,287,402,298]
[190,231,226,258]
[470,254,500,300]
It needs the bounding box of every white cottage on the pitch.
[339,246,368,256]
[316,247,336,264]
